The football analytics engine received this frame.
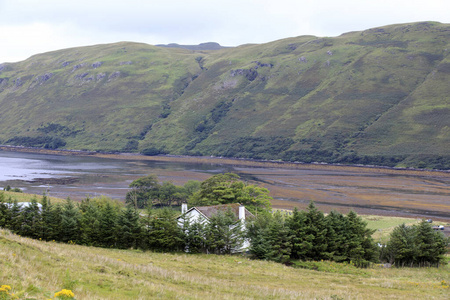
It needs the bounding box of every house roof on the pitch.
[180,203,254,221]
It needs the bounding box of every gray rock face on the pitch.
[72,63,86,72]
[96,73,106,80]
[74,72,89,80]
[15,78,23,87]
[92,61,103,68]
[108,71,120,80]
[230,68,258,81]
[39,73,53,83]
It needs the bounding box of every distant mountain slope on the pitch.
[0,22,449,169]
[155,42,228,50]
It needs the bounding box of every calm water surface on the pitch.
[0,151,233,199]
[1,150,449,221]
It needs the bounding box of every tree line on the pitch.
[0,173,447,267]
[125,173,272,215]
[0,193,246,254]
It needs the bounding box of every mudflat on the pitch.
[1,146,449,222]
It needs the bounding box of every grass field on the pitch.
[1,190,65,204]
[1,190,449,299]
[0,229,449,300]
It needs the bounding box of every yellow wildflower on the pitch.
[54,288,75,298]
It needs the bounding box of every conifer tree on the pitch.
[48,203,63,241]
[324,210,347,261]
[204,209,244,254]
[19,197,42,238]
[60,198,81,243]
[179,213,206,253]
[0,192,10,228]
[414,220,447,267]
[247,213,273,259]
[266,211,293,263]
[117,205,142,249]
[39,194,53,241]
[384,224,417,266]
[287,208,310,260]
[302,201,328,260]
[78,198,102,246]
[146,208,183,252]
[7,200,22,233]
[99,201,119,247]
[344,210,376,266]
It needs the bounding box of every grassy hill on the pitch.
[1,229,449,300]
[0,22,449,169]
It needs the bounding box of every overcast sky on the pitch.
[0,0,449,63]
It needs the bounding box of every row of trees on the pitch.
[248,202,378,266]
[0,193,245,254]
[125,173,273,214]
[0,191,379,265]
[381,222,447,267]
[1,172,447,267]
[125,175,201,209]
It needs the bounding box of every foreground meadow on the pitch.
[1,229,448,300]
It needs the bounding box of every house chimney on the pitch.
[182,203,188,214]
[239,205,245,221]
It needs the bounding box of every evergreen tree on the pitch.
[204,209,244,254]
[7,200,22,233]
[414,220,447,267]
[302,201,328,260]
[179,213,206,253]
[287,208,310,260]
[19,197,42,238]
[324,210,347,261]
[384,224,417,266]
[39,194,53,241]
[116,205,142,249]
[99,201,119,247]
[140,205,154,250]
[146,208,183,252]
[266,211,293,263]
[247,213,273,259]
[0,192,10,228]
[78,198,102,246]
[47,203,63,241]
[344,211,377,266]
[60,198,81,243]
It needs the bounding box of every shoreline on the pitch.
[1,145,449,178]
[1,145,449,223]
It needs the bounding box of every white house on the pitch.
[177,203,254,252]
[4,202,42,211]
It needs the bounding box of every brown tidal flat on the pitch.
[94,152,450,221]
[1,146,449,221]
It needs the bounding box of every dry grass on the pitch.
[1,190,64,204]
[1,229,449,300]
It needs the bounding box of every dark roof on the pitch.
[181,203,254,220]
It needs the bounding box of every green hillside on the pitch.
[1,229,449,299]
[0,22,449,168]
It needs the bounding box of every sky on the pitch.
[0,0,449,63]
